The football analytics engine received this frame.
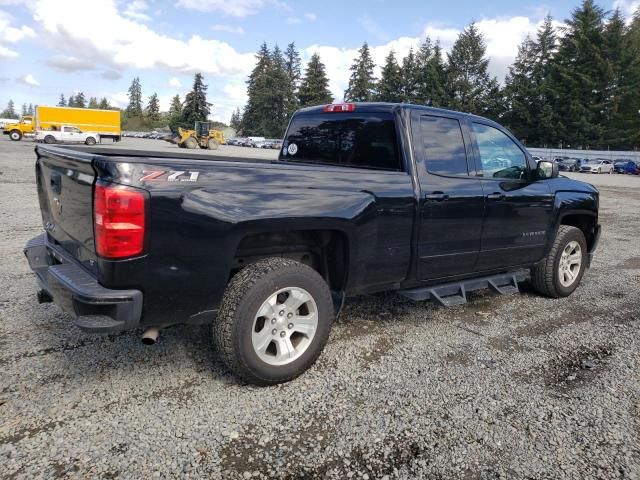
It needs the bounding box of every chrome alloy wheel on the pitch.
[558,240,582,287]
[251,287,318,366]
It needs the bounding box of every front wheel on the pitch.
[43,135,56,144]
[530,225,587,298]
[85,137,96,145]
[213,258,334,385]
[9,130,22,141]
[207,139,219,150]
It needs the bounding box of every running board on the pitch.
[399,270,529,307]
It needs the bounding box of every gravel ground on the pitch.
[1,136,639,479]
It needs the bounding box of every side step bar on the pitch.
[399,270,529,307]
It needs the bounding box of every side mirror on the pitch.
[536,160,558,179]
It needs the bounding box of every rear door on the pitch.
[411,111,485,280]
[469,121,554,269]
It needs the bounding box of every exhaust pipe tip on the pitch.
[141,327,160,345]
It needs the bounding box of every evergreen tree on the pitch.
[145,93,160,121]
[58,94,66,107]
[414,39,448,107]
[502,36,538,143]
[376,50,403,102]
[400,48,419,103]
[297,53,333,107]
[344,42,377,101]
[445,23,499,115]
[88,97,99,109]
[181,73,211,126]
[1,99,18,118]
[243,42,273,135]
[284,42,301,117]
[127,77,143,117]
[549,0,608,148]
[21,103,28,116]
[230,107,242,131]
[74,92,86,108]
[618,7,640,147]
[68,94,75,107]
[169,94,182,116]
[263,44,291,136]
[168,94,183,131]
[601,8,637,148]
[98,97,111,109]
[27,103,34,115]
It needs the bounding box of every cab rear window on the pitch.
[280,112,402,171]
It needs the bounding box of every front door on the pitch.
[469,121,554,270]
[412,112,485,280]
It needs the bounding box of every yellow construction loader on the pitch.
[167,121,225,150]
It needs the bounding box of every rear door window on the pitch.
[281,112,402,171]
[419,115,469,176]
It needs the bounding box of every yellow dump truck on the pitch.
[3,106,121,142]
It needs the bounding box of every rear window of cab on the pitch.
[280,112,402,171]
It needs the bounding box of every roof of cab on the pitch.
[293,102,498,127]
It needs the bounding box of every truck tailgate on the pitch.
[36,145,97,266]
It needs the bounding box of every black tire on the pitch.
[44,135,56,144]
[85,136,96,145]
[9,130,22,141]
[530,225,587,298]
[184,137,198,149]
[213,257,334,385]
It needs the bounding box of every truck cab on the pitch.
[3,115,34,140]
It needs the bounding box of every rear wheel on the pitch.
[530,225,587,298]
[184,137,198,149]
[213,258,334,385]
[43,135,56,144]
[9,130,22,141]
[208,139,219,150]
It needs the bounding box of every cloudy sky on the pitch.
[0,0,638,123]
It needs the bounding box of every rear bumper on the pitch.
[24,233,142,333]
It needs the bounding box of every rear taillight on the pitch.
[94,182,147,259]
[323,103,355,113]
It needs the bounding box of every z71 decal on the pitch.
[140,171,200,182]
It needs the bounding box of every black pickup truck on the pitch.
[25,103,600,385]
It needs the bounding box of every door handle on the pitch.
[425,192,449,201]
[487,192,505,201]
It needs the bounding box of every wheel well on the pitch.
[561,214,596,250]
[232,230,348,291]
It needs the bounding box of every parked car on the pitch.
[613,160,632,174]
[35,125,99,145]
[24,102,601,385]
[557,158,582,172]
[579,159,613,174]
[623,161,640,175]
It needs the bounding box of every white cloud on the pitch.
[210,24,245,34]
[176,0,288,17]
[19,73,40,86]
[46,55,95,72]
[0,10,35,58]
[613,0,640,18]
[0,44,18,58]
[123,0,151,22]
[286,17,301,24]
[168,76,181,87]
[32,0,256,77]
[304,12,317,21]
